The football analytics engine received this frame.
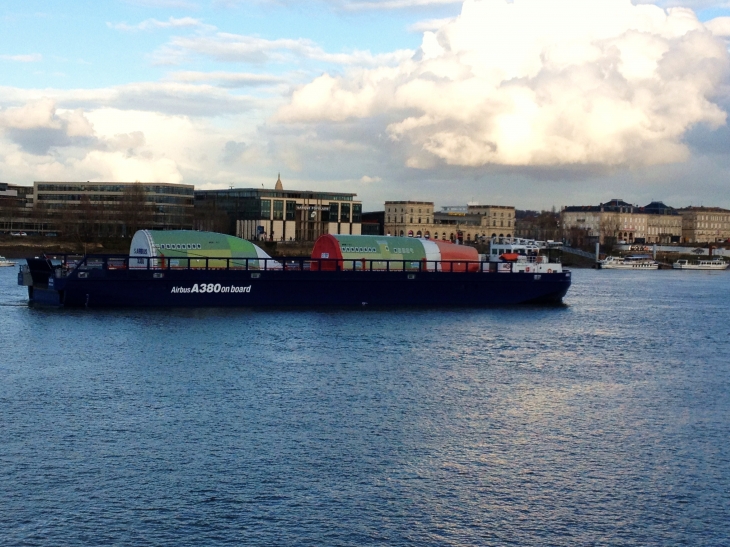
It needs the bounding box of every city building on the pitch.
[384,201,434,238]
[383,201,515,242]
[194,175,362,241]
[678,206,730,243]
[360,211,384,235]
[0,183,33,233]
[0,183,25,207]
[32,181,194,235]
[644,201,682,244]
[2,181,194,235]
[562,199,682,246]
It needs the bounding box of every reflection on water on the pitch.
[1,267,729,546]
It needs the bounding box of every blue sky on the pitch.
[2,0,730,211]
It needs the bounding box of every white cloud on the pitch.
[0,100,194,183]
[637,0,730,8]
[705,16,730,37]
[408,17,456,32]
[156,32,413,67]
[165,70,285,87]
[0,82,260,118]
[0,99,96,154]
[72,150,183,183]
[208,0,462,10]
[108,17,214,32]
[277,0,730,169]
[120,0,198,8]
[0,54,42,62]
[360,175,382,183]
[346,0,460,8]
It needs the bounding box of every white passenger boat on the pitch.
[673,259,729,270]
[489,237,565,274]
[0,256,17,267]
[599,255,659,270]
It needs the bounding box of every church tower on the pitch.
[275,173,283,190]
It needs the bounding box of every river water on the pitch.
[1,265,729,546]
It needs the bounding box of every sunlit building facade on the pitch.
[194,176,362,241]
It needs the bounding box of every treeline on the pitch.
[515,209,562,242]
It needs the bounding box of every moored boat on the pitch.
[673,258,729,270]
[599,255,659,270]
[18,231,571,308]
[0,256,17,267]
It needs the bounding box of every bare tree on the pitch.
[119,182,154,236]
[194,200,230,233]
[599,214,621,250]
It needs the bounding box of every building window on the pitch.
[329,202,339,222]
[352,203,362,223]
[260,199,271,219]
[286,200,296,221]
[273,200,283,220]
[340,203,350,223]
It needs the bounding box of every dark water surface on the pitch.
[1,266,729,546]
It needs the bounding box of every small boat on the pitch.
[0,256,17,267]
[599,255,659,270]
[673,259,729,270]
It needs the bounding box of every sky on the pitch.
[2,0,730,212]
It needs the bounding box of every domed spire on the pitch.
[275,173,283,190]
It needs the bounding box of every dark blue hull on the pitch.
[24,270,571,308]
[20,255,571,308]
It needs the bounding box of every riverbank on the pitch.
[0,236,129,258]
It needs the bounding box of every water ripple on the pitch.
[1,267,729,546]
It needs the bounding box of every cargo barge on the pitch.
[18,231,571,308]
